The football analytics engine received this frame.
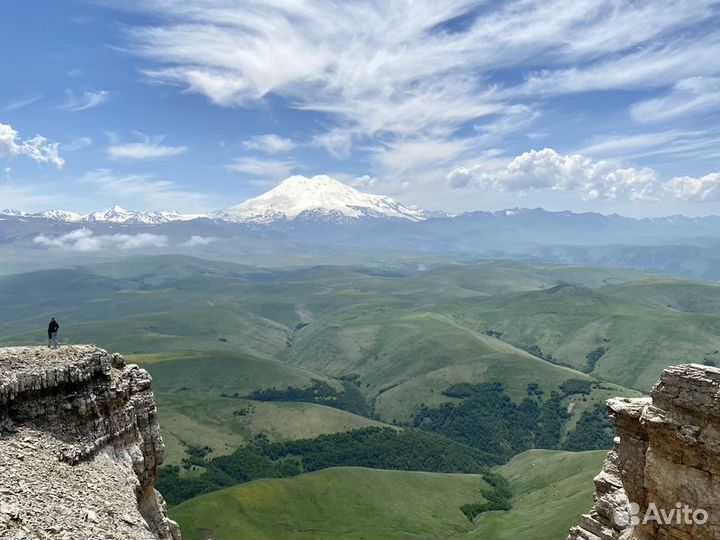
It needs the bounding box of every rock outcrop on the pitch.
[0,345,180,539]
[569,363,720,540]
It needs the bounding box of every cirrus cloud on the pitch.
[79,168,217,211]
[107,133,187,160]
[119,0,720,178]
[243,134,296,154]
[631,77,720,123]
[60,89,111,112]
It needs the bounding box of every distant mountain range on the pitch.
[2,175,430,226]
[3,173,719,231]
[3,174,720,280]
[0,205,204,225]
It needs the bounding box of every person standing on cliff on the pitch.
[48,317,60,348]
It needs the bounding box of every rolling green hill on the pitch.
[285,305,631,426]
[156,392,393,467]
[602,277,720,314]
[0,256,647,441]
[437,283,720,391]
[469,449,606,539]
[170,467,494,540]
[170,449,606,540]
[1,254,677,539]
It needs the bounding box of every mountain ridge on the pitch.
[3,171,720,226]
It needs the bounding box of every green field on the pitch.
[170,449,607,540]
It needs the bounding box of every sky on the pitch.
[1,0,720,217]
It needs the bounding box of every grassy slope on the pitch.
[286,306,614,424]
[468,449,606,540]
[170,467,491,540]
[156,392,393,466]
[0,259,642,425]
[140,351,390,465]
[602,277,720,314]
[140,351,342,395]
[170,449,607,540]
[441,284,720,391]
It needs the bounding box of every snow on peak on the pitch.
[0,205,206,225]
[39,210,83,222]
[1,175,425,226]
[83,205,200,225]
[217,175,426,223]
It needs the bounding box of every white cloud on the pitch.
[61,137,93,152]
[577,131,704,157]
[0,124,22,159]
[631,77,720,123]
[448,147,720,205]
[0,123,65,168]
[4,95,42,111]
[79,168,216,210]
[312,129,354,159]
[374,138,474,175]
[664,173,720,202]
[243,134,296,154]
[520,32,720,97]
[107,133,187,160]
[34,228,167,252]
[61,89,111,111]
[226,157,297,180]
[6,1,718,215]
[577,129,720,164]
[448,148,660,201]
[112,1,720,192]
[183,235,216,246]
[122,1,720,134]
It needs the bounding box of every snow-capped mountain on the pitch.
[38,210,84,222]
[216,175,427,224]
[83,205,200,225]
[0,205,204,225]
[1,176,427,226]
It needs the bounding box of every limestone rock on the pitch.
[0,345,181,540]
[568,363,720,540]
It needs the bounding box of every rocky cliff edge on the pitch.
[569,363,720,540]
[0,345,180,540]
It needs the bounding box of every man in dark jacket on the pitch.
[48,317,60,348]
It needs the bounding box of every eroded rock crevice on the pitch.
[0,345,180,540]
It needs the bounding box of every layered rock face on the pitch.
[569,363,720,540]
[0,346,180,539]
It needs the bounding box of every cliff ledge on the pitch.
[0,345,180,540]
[569,363,720,540]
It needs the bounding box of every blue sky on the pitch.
[2,0,720,216]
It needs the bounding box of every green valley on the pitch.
[2,254,714,539]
